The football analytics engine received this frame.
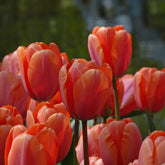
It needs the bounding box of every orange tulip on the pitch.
[0,105,23,165]
[99,118,142,165]
[17,42,62,101]
[26,102,72,163]
[5,123,58,165]
[138,131,165,165]
[88,25,132,77]
[0,71,29,118]
[134,67,165,112]
[59,59,112,120]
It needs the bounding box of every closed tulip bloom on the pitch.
[5,123,58,165]
[88,25,132,77]
[59,59,112,120]
[0,71,29,118]
[134,67,165,112]
[99,118,142,165]
[0,105,23,165]
[17,42,62,101]
[138,131,165,165]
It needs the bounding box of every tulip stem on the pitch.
[82,120,89,165]
[74,119,79,165]
[113,76,120,120]
[146,108,156,133]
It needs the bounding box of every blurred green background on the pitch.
[0,0,89,61]
[0,0,165,164]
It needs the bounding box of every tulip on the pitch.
[0,71,29,118]
[76,124,105,164]
[17,42,62,101]
[99,118,142,165]
[59,58,112,120]
[0,105,23,165]
[26,102,72,163]
[88,25,132,77]
[2,51,21,76]
[134,67,165,112]
[138,130,165,165]
[5,123,58,165]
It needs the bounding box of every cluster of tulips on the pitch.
[0,25,165,165]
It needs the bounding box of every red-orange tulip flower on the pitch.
[88,25,132,77]
[138,131,165,165]
[5,123,58,165]
[0,71,29,118]
[134,67,165,112]
[17,42,62,101]
[0,105,23,165]
[99,118,142,165]
[59,59,112,120]
[26,102,72,163]
[76,124,105,164]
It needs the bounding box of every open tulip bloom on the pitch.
[1,24,165,165]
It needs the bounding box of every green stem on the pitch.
[113,76,120,120]
[74,119,79,165]
[146,108,156,133]
[82,120,89,165]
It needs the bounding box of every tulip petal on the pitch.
[111,30,132,76]
[46,113,72,162]
[27,49,61,101]
[73,69,109,120]
[99,126,118,165]
[138,138,154,165]
[95,27,115,68]
[88,34,104,66]
[121,122,142,164]
[146,71,165,112]
[0,125,11,165]
[7,134,50,165]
